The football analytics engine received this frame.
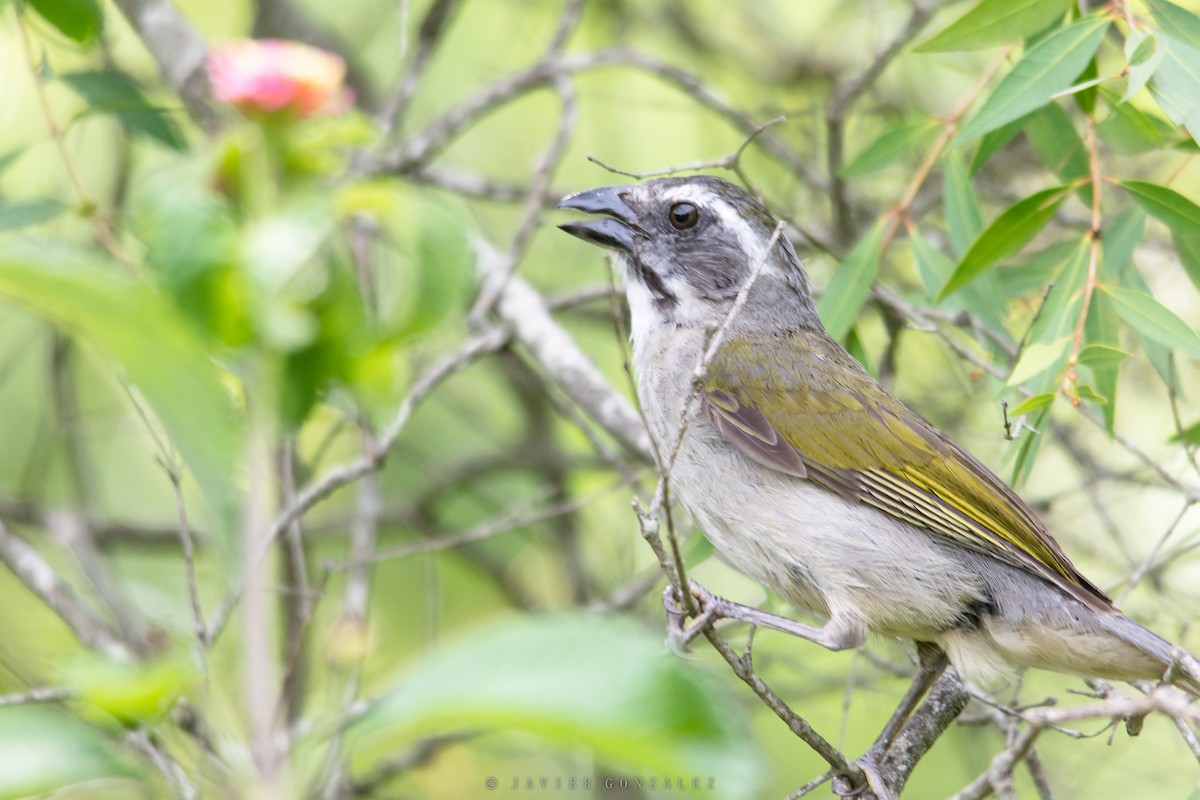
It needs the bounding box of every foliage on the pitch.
[0,0,1199,798]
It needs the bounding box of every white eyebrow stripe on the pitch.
[657,183,759,262]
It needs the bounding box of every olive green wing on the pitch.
[703,331,1110,610]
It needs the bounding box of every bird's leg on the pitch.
[662,580,867,651]
[852,643,948,799]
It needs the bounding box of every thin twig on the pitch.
[0,516,129,659]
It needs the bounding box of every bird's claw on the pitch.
[830,754,894,800]
[662,580,722,651]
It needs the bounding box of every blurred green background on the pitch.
[1,0,1200,797]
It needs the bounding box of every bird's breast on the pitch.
[633,331,987,639]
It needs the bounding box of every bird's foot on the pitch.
[662,580,723,651]
[829,755,893,800]
[853,747,896,800]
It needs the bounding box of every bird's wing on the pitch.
[703,330,1111,610]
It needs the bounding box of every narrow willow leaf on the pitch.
[0,199,67,232]
[1025,104,1090,202]
[0,149,27,178]
[1068,55,1100,115]
[1168,419,1200,445]
[840,120,939,179]
[997,240,1080,298]
[1008,392,1055,415]
[1098,90,1181,152]
[911,229,1009,335]
[1007,405,1051,486]
[1025,236,1090,356]
[27,0,102,44]
[1148,33,1200,145]
[1104,284,1200,360]
[939,185,1071,300]
[1100,208,1146,277]
[1118,266,1181,393]
[60,71,185,150]
[1083,289,1122,431]
[943,151,984,258]
[1077,343,1131,366]
[817,219,888,340]
[1124,29,1165,100]
[1121,180,1200,231]
[1008,336,1071,386]
[969,112,1034,173]
[356,615,763,798]
[1146,0,1200,48]
[917,0,1070,52]
[1174,228,1200,292]
[955,15,1112,142]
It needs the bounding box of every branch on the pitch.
[0,517,129,659]
[111,0,217,130]
[475,237,654,461]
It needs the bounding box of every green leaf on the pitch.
[0,246,240,550]
[1117,264,1181,393]
[996,240,1080,297]
[1103,284,1200,360]
[1025,236,1090,367]
[356,614,763,798]
[1007,405,1051,486]
[1077,343,1131,366]
[1174,228,1200,293]
[1123,30,1164,101]
[1146,0,1200,49]
[0,707,133,798]
[59,71,185,150]
[943,151,984,258]
[26,0,102,44]
[1098,91,1181,152]
[916,0,1070,52]
[939,185,1071,300]
[0,148,28,178]
[1148,32,1200,146]
[1008,392,1055,415]
[0,198,67,232]
[1121,180,1200,232]
[955,15,1112,143]
[1008,336,1071,386]
[840,120,939,179]
[1067,54,1100,115]
[1168,418,1200,445]
[970,112,1035,173]
[129,163,250,347]
[1100,207,1146,277]
[1025,103,1090,201]
[61,653,194,726]
[1129,32,1159,67]
[1083,289,1122,431]
[817,219,887,340]
[911,229,1009,336]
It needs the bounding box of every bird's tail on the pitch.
[1098,612,1200,699]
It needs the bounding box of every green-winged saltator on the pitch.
[556,175,1200,700]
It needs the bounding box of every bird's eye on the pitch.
[668,202,699,230]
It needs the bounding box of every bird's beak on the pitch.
[554,185,641,254]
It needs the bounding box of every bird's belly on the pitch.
[668,424,985,641]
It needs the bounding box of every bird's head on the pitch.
[555,176,821,336]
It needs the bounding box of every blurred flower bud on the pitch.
[207,39,352,118]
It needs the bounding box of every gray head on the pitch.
[555,176,821,335]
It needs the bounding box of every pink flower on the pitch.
[208,39,352,118]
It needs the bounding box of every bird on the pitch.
[554,175,1200,717]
